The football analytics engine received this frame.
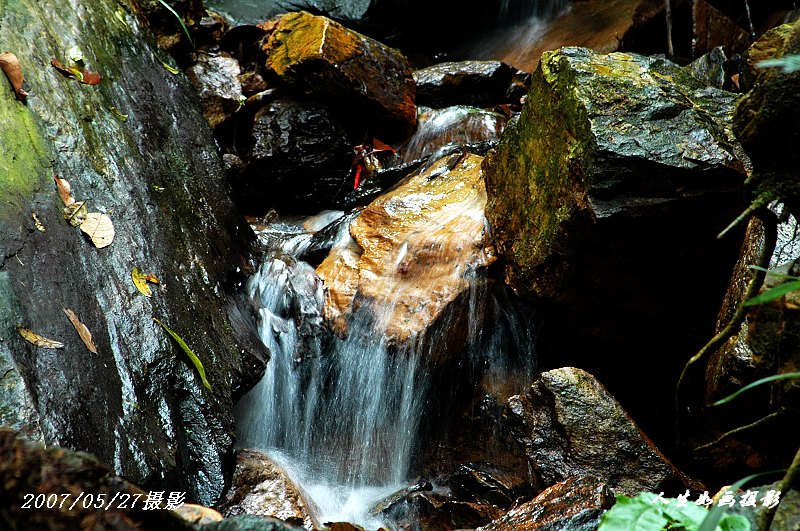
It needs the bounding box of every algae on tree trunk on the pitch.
[0,0,259,505]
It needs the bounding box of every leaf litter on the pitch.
[153,318,212,391]
[17,326,64,349]
[63,308,98,354]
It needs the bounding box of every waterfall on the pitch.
[498,0,571,22]
[235,202,534,527]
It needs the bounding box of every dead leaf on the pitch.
[0,52,28,102]
[17,326,64,349]
[109,106,128,122]
[63,201,88,227]
[32,212,46,232]
[80,213,115,248]
[54,175,75,206]
[62,308,98,354]
[132,268,160,297]
[50,58,101,85]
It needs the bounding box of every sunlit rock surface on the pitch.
[480,476,613,531]
[186,52,244,130]
[218,449,316,529]
[317,153,496,350]
[505,368,689,496]
[262,11,416,140]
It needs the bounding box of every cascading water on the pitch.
[235,191,535,528]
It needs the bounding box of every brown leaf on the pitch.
[17,326,64,349]
[80,212,115,248]
[62,308,98,354]
[0,51,27,102]
[50,58,101,85]
[54,175,75,206]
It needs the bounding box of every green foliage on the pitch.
[153,317,211,390]
[757,54,800,73]
[742,265,800,307]
[156,0,194,49]
[599,492,750,531]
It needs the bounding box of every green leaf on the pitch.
[598,494,671,531]
[742,280,800,307]
[156,0,194,49]
[154,52,180,75]
[153,318,211,390]
[712,372,800,406]
[757,54,800,73]
[718,514,751,531]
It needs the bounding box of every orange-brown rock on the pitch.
[316,153,496,351]
[262,11,416,140]
[480,476,614,531]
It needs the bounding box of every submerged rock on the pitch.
[505,367,690,496]
[479,476,613,531]
[218,449,316,529]
[316,153,496,354]
[262,11,417,140]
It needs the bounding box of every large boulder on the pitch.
[413,60,524,108]
[316,152,496,355]
[483,46,747,441]
[261,11,417,141]
[0,0,262,505]
[505,368,691,496]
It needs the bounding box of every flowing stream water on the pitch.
[235,196,535,528]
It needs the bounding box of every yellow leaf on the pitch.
[63,201,87,227]
[80,212,115,248]
[132,268,160,297]
[32,212,46,232]
[62,308,98,354]
[17,326,64,349]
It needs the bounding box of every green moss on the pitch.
[0,98,49,218]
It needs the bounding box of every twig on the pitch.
[665,0,674,56]
[693,408,788,452]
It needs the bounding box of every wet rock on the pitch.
[739,22,796,92]
[684,46,727,89]
[174,503,225,525]
[369,481,433,516]
[0,428,194,530]
[447,462,528,510]
[203,514,305,530]
[186,52,244,130]
[316,153,496,354]
[0,0,259,506]
[237,97,353,213]
[479,476,614,531]
[483,47,747,444]
[218,449,316,529]
[505,367,690,496]
[380,489,504,531]
[735,18,800,179]
[413,60,520,108]
[262,11,417,141]
[475,0,666,72]
[726,480,800,531]
[692,0,752,58]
